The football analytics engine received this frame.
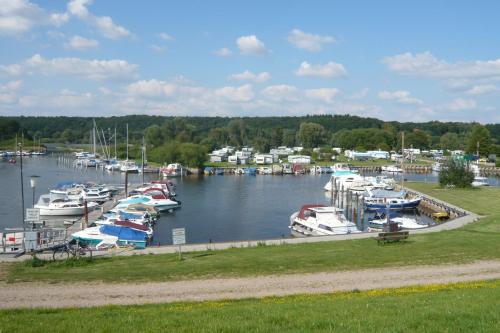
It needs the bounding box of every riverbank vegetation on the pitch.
[0,280,498,332]
[4,183,500,284]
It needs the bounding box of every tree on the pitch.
[227,119,247,147]
[440,132,461,150]
[466,124,491,156]
[179,143,208,168]
[281,129,296,147]
[298,122,327,148]
[404,129,432,149]
[144,125,164,147]
[439,159,475,188]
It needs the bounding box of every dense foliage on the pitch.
[2,116,500,160]
[438,159,475,188]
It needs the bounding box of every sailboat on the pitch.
[120,124,139,173]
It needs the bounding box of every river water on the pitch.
[1,155,499,244]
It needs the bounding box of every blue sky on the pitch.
[1,0,500,122]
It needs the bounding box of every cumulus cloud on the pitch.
[126,79,177,97]
[67,0,131,39]
[287,29,336,52]
[305,88,339,103]
[447,98,476,111]
[261,85,300,102]
[0,80,23,91]
[295,61,347,78]
[66,35,99,50]
[236,35,267,55]
[465,84,499,95]
[215,84,254,102]
[383,51,500,86]
[378,90,423,105]
[228,70,270,83]
[0,54,138,81]
[213,47,232,57]
[347,88,369,100]
[0,0,67,34]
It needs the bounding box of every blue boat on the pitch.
[72,225,148,249]
[364,189,421,211]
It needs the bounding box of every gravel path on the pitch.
[1,260,499,309]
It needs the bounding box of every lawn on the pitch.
[0,280,498,332]
[4,183,500,284]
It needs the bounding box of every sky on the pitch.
[1,0,500,123]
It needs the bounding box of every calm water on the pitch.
[1,156,499,244]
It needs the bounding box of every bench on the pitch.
[375,231,409,244]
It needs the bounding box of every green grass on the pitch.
[4,183,500,284]
[1,280,498,332]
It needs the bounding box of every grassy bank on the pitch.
[1,280,498,332]
[4,183,500,284]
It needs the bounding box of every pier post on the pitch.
[124,171,129,197]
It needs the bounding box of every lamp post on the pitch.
[18,143,25,229]
[30,175,40,207]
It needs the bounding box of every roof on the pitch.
[368,189,405,198]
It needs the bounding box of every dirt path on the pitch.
[1,260,500,309]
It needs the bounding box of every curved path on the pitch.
[1,260,499,309]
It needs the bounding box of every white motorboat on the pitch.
[117,195,180,212]
[120,160,140,173]
[82,188,110,203]
[381,165,403,173]
[50,187,83,201]
[431,162,441,172]
[289,205,361,236]
[330,163,351,173]
[34,194,98,216]
[369,212,427,230]
[472,176,489,187]
[324,171,365,192]
[161,163,187,177]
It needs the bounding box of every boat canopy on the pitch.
[298,204,326,219]
[114,220,149,232]
[100,225,147,241]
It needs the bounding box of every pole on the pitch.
[401,131,405,190]
[330,176,334,206]
[126,123,129,161]
[19,143,25,230]
[32,187,35,207]
[125,171,129,197]
[83,200,88,230]
[142,136,145,185]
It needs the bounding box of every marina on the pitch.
[1,153,498,254]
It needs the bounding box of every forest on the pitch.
[1,115,499,167]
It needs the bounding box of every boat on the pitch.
[82,188,110,203]
[72,225,148,249]
[289,205,361,236]
[431,162,441,172]
[368,211,427,230]
[330,163,352,173]
[34,194,98,216]
[381,165,403,173]
[120,160,140,173]
[110,203,160,220]
[116,195,180,212]
[323,171,365,192]
[472,176,489,187]
[364,189,421,211]
[161,163,187,177]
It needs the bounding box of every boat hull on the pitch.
[365,199,421,211]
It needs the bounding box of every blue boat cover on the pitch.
[100,225,147,241]
[118,211,143,220]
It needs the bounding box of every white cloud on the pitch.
[0,54,138,81]
[67,0,131,39]
[19,89,93,109]
[447,98,476,111]
[228,70,270,83]
[149,44,166,52]
[383,52,500,83]
[0,0,67,34]
[295,61,347,78]
[305,88,339,103]
[66,35,99,50]
[236,35,267,55]
[0,80,22,91]
[261,85,300,102]
[465,84,499,95]
[287,29,336,52]
[213,47,232,57]
[126,79,177,97]
[378,90,423,105]
[215,84,254,102]
[158,32,174,41]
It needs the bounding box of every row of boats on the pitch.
[289,165,426,237]
[33,179,182,249]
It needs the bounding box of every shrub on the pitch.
[438,159,475,188]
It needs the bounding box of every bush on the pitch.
[438,159,475,188]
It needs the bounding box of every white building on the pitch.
[288,155,311,164]
[254,154,278,165]
[368,150,390,159]
[270,146,294,156]
[404,148,421,155]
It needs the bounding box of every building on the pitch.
[288,155,311,164]
[269,146,294,156]
[367,150,390,159]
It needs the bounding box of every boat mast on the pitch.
[401,131,405,190]
[141,136,145,184]
[126,123,129,161]
[114,127,117,159]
